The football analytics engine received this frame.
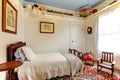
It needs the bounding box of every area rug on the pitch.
[49,65,120,80]
[74,66,120,80]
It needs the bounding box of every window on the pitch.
[98,8,120,55]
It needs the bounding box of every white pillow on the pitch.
[21,46,36,60]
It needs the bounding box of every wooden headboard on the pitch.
[7,41,26,61]
[7,41,26,80]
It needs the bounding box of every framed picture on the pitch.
[2,0,17,34]
[40,22,54,34]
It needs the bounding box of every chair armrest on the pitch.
[112,61,115,65]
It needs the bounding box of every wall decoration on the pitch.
[79,7,91,18]
[39,6,47,11]
[23,4,74,17]
[87,27,92,34]
[40,22,54,34]
[109,0,117,5]
[2,0,17,34]
[91,9,98,14]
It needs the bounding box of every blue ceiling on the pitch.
[24,0,105,11]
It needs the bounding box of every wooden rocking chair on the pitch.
[97,51,115,76]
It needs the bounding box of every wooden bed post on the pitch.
[7,41,26,80]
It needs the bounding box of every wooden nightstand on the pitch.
[0,61,23,80]
[0,61,22,72]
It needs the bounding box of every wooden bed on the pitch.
[7,41,83,80]
[7,41,26,80]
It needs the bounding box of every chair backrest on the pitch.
[102,51,114,63]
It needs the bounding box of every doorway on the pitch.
[69,23,85,51]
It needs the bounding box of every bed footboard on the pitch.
[69,48,83,60]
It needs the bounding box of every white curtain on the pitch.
[98,8,120,56]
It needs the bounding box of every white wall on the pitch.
[24,11,85,54]
[85,17,97,58]
[86,2,120,69]
[0,0,24,80]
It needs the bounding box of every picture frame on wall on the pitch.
[2,0,17,34]
[87,27,92,34]
[40,22,54,34]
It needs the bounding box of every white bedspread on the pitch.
[17,52,83,80]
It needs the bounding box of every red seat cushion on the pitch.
[84,54,94,61]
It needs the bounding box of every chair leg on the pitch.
[97,66,102,71]
[97,66,99,71]
[111,68,114,76]
[97,65,99,71]
[92,60,94,66]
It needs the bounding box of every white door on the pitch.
[69,24,85,51]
